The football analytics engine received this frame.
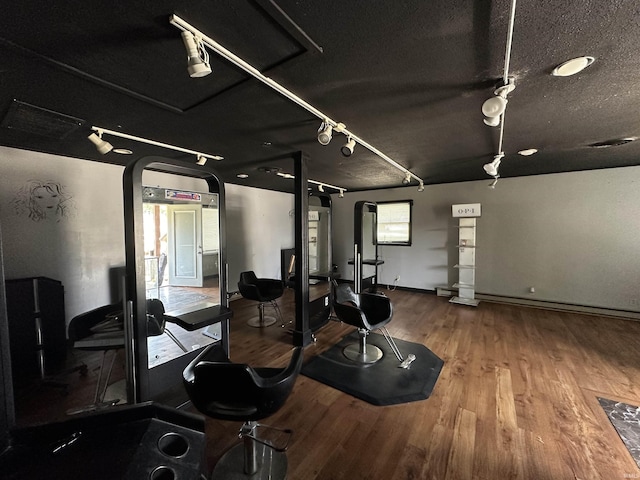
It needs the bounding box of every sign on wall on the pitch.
[452,203,481,217]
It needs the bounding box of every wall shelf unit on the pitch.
[450,204,481,307]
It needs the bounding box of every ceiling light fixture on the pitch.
[551,56,595,77]
[181,31,212,78]
[482,0,517,176]
[488,177,499,189]
[113,148,133,155]
[318,184,325,192]
[341,136,356,156]
[236,173,249,179]
[518,148,538,156]
[317,121,333,145]
[402,172,412,185]
[196,155,207,165]
[87,130,113,155]
[417,181,425,192]
[483,154,504,177]
[338,189,344,198]
[90,126,224,162]
[169,14,425,188]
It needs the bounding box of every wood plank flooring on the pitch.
[208,288,640,480]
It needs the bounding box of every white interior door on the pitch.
[167,204,203,287]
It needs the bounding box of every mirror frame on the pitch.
[123,156,231,404]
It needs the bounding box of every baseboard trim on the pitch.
[436,287,640,321]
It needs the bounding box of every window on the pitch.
[377,200,413,246]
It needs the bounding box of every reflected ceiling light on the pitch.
[181,31,212,78]
[318,184,325,192]
[196,155,208,165]
[317,121,333,145]
[236,173,249,179]
[169,14,425,187]
[518,148,538,156]
[341,136,356,156]
[402,172,411,185]
[551,56,595,77]
[483,154,504,177]
[87,130,113,155]
[338,189,344,198]
[417,181,425,192]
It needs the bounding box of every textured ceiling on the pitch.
[1,0,639,193]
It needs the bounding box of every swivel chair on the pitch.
[238,271,284,327]
[183,344,304,479]
[332,281,414,367]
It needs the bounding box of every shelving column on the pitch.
[450,204,480,306]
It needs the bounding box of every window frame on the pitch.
[376,200,413,246]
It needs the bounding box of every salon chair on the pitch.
[332,281,414,366]
[183,344,304,479]
[238,271,284,327]
[68,303,125,410]
[146,298,188,353]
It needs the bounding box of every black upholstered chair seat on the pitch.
[183,344,303,478]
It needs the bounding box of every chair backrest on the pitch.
[331,280,392,331]
[238,271,260,300]
[68,303,122,341]
[184,345,304,422]
[146,298,166,336]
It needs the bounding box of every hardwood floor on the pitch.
[208,288,640,479]
[10,287,640,478]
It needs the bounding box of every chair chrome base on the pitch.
[212,442,287,480]
[247,315,277,328]
[343,343,383,363]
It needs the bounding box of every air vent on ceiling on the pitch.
[588,137,637,148]
[258,166,282,174]
[1,100,85,139]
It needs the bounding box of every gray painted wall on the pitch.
[0,147,293,326]
[331,166,640,313]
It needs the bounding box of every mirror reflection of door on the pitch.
[167,204,203,288]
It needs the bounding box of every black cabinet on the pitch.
[5,277,66,381]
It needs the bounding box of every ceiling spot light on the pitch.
[88,131,113,155]
[236,173,249,179]
[518,148,538,156]
[338,189,344,198]
[196,155,207,165]
[113,148,133,155]
[317,121,333,145]
[483,154,504,177]
[181,31,212,78]
[417,181,425,192]
[341,136,356,156]
[482,80,515,125]
[483,115,501,127]
[488,177,499,189]
[551,56,595,77]
[402,172,412,185]
[318,184,325,193]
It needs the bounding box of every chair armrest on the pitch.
[359,293,393,327]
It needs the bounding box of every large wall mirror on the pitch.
[353,201,382,293]
[124,158,231,405]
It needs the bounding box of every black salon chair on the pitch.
[238,271,284,327]
[332,281,414,366]
[146,298,188,353]
[183,344,304,479]
[68,303,125,411]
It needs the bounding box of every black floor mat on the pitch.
[301,331,444,406]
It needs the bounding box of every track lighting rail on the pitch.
[169,14,424,187]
